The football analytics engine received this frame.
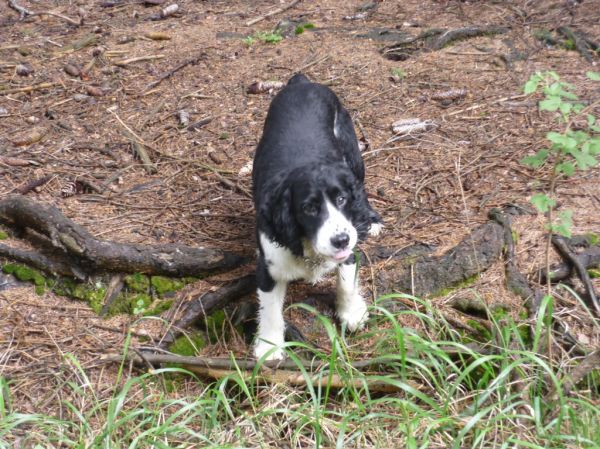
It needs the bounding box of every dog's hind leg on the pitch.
[254,258,287,361]
[335,261,368,331]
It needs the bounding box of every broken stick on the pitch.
[246,0,301,26]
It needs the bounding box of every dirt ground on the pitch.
[1,0,599,425]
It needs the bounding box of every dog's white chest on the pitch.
[259,233,338,283]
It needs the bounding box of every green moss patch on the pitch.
[124,273,150,293]
[2,263,195,318]
[433,274,479,298]
[0,230,8,240]
[3,263,47,294]
[169,332,206,357]
[151,276,184,295]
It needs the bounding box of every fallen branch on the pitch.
[246,0,301,27]
[103,346,491,369]
[112,55,165,67]
[146,52,207,90]
[8,0,33,18]
[0,82,58,96]
[32,10,81,26]
[128,135,156,174]
[11,175,52,195]
[0,195,245,277]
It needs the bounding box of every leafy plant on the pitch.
[521,70,600,238]
[390,67,407,80]
[243,30,284,45]
[294,22,315,35]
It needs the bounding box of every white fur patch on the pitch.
[368,222,384,237]
[259,233,338,283]
[336,262,368,331]
[255,282,287,361]
[333,109,340,138]
[313,201,357,260]
[238,160,253,177]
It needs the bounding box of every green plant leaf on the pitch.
[530,193,556,213]
[550,210,573,238]
[587,138,600,155]
[586,71,600,81]
[545,82,562,96]
[521,149,549,168]
[524,74,542,94]
[558,90,578,100]
[558,102,572,115]
[571,148,597,169]
[539,96,561,112]
[555,161,575,176]
[587,114,596,126]
[547,131,576,151]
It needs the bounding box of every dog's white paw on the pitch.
[337,294,368,331]
[254,340,286,361]
[368,222,384,237]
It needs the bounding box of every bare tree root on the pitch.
[161,274,256,345]
[0,195,245,278]
[377,221,504,297]
[549,236,600,316]
[488,208,544,315]
[382,25,509,60]
[540,245,600,284]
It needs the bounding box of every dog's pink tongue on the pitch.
[334,248,352,261]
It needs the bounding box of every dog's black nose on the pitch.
[331,233,350,249]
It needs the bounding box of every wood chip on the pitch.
[391,118,438,135]
[85,85,105,96]
[247,80,285,94]
[0,156,40,166]
[64,63,81,77]
[144,31,171,40]
[9,127,47,146]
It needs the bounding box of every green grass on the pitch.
[1,294,598,448]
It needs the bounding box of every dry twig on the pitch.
[246,0,301,26]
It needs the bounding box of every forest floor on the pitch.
[1,0,599,447]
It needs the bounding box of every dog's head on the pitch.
[258,162,372,260]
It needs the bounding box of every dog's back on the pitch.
[253,74,362,197]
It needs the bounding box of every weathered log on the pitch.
[0,195,245,277]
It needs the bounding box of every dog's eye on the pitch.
[336,195,347,207]
[302,204,318,216]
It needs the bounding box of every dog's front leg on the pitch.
[336,261,368,331]
[254,258,287,361]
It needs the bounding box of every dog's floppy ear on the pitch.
[258,174,303,256]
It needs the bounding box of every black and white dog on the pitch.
[252,73,381,360]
